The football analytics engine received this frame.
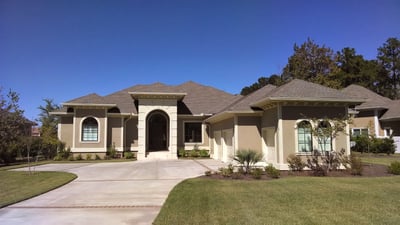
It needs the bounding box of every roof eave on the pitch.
[205,110,262,123]
[129,92,187,100]
[251,97,365,108]
[62,103,117,108]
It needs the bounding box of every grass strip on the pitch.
[0,171,77,208]
[155,176,400,225]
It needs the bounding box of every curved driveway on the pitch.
[0,159,226,225]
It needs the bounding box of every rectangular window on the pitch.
[352,128,369,137]
[184,122,202,143]
[384,128,392,137]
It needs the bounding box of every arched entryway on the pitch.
[146,110,169,151]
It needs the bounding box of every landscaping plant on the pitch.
[388,161,400,175]
[233,149,263,174]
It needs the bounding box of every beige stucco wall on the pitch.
[262,107,278,128]
[351,110,385,136]
[237,116,261,153]
[107,117,123,150]
[59,116,73,148]
[280,105,350,164]
[211,118,234,132]
[177,117,210,150]
[125,117,138,149]
[74,108,106,149]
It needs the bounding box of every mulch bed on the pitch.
[203,163,394,180]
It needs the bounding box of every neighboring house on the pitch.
[31,126,41,137]
[52,79,363,169]
[342,85,400,152]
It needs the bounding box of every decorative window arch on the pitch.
[297,120,313,153]
[317,120,332,152]
[81,117,99,142]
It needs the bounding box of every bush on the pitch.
[75,154,83,160]
[218,164,234,177]
[178,149,186,157]
[199,150,209,158]
[388,161,400,175]
[352,136,395,154]
[251,168,263,179]
[287,154,306,171]
[95,154,101,160]
[86,154,92,160]
[67,155,75,161]
[189,150,200,158]
[349,154,363,176]
[205,170,212,176]
[124,151,134,159]
[265,164,280,179]
[107,143,117,158]
[233,149,263,174]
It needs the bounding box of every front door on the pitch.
[147,112,168,151]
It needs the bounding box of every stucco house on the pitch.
[52,79,364,169]
[342,85,400,152]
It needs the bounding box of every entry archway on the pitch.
[146,110,169,151]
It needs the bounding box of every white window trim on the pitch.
[183,121,204,145]
[384,127,392,137]
[351,127,369,136]
[294,119,337,154]
[80,116,101,143]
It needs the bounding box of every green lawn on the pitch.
[0,171,77,208]
[154,176,400,225]
[355,152,400,166]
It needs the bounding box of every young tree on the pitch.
[37,99,61,159]
[0,89,26,164]
[377,37,400,99]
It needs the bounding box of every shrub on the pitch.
[67,155,75,161]
[199,150,209,158]
[265,164,280,179]
[231,172,242,179]
[95,154,101,160]
[53,155,63,161]
[251,168,263,179]
[205,170,212,176]
[190,150,200,158]
[178,149,186,157]
[86,153,92,160]
[124,151,134,159]
[349,154,363,176]
[107,143,117,158]
[218,164,234,177]
[352,136,395,154]
[76,154,83,161]
[388,161,400,175]
[233,149,263,174]
[306,150,327,176]
[287,154,306,171]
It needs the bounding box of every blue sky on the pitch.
[1,0,399,121]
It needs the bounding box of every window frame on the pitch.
[351,128,369,137]
[296,120,313,154]
[317,120,332,152]
[81,117,100,143]
[183,121,203,144]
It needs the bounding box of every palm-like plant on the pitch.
[234,149,263,174]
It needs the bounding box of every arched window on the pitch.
[82,117,98,141]
[297,121,312,153]
[317,121,332,152]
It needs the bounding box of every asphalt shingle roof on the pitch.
[63,81,239,115]
[341,84,392,110]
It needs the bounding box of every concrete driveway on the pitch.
[0,159,226,225]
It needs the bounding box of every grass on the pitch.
[0,170,77,208]
[154,176,400,225]
[354,152,400,166]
